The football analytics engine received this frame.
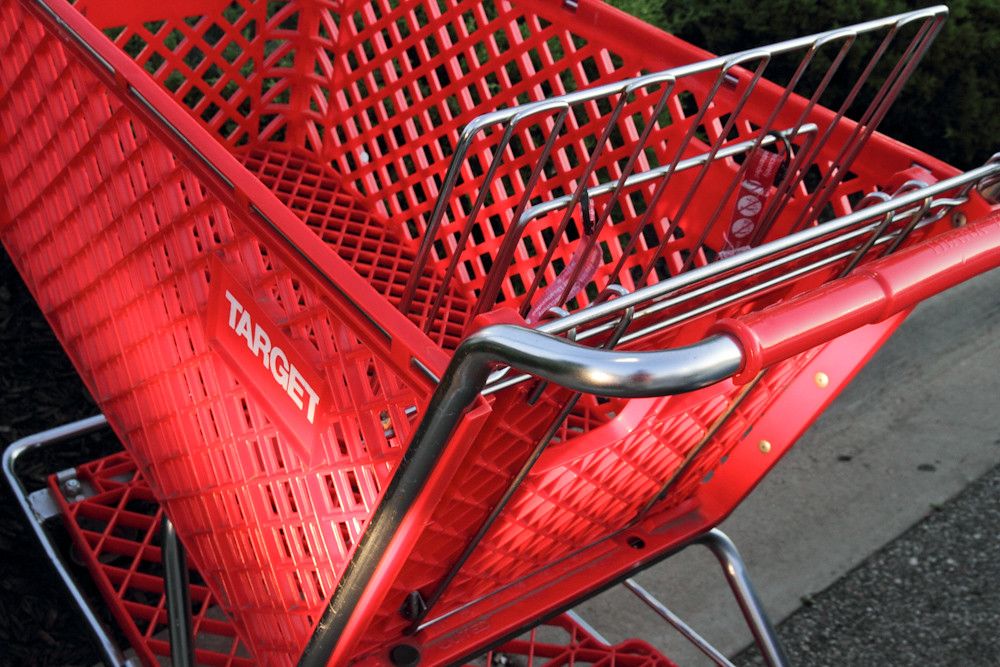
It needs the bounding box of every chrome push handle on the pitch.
[301,206,1000,667]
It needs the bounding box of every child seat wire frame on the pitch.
[393,5,950,338]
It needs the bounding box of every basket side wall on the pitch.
[0,2,453,664]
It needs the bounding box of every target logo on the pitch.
[207,258,326,459]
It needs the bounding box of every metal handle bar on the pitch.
[298,329,744,666]
[301,208,1000,667]
[715,208,1000,382]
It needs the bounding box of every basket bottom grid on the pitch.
[52,451,255,667]
[236,143,474,349]
[49,447,681,667]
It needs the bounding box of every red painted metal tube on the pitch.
[714,209,1000,383]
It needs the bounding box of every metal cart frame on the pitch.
[5,415,786,667]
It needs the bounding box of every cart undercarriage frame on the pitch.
[5,415,788,667]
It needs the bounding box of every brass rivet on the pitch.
[758,440,772,454]
[814,372,830,388]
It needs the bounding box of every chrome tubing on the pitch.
[624,578,738,667]
[298,327,744,667]
[162,516,196,667]
[1,416,139,667]
[697,529,789,667]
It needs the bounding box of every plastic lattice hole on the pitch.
[102,1,262,146]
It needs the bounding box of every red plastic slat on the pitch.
[716,210,1000,382]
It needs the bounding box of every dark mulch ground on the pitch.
[0,249,111,667]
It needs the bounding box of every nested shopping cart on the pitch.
[2,0,1000,665]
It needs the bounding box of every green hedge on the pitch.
[609,0,999,169]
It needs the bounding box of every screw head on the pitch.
[63,478,82,494]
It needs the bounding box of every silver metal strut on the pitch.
[297,327,744,666]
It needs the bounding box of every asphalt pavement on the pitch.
[733,462,1000,666]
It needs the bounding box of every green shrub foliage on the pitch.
[610,0,999,169]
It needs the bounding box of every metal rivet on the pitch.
[951,210,967,228]
[63,478,82,495]
[814,372,830,388]
[758,440,772,454]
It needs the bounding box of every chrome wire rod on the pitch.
[297,328,744,667]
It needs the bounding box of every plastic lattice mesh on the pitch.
[73,0,917,362]
[58,452,677,666]
[53,453,255,667]
[237,144,475,347]
[83,0,271,148]
[83,0,889,342]
[1,0,957,664]
[0,3,429,664]
[77,0,933,338]
[469,614,680,667]
[322,0,640,227]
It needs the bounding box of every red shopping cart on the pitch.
[1,0,999,665]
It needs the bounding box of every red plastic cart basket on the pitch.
[27,439,679,667]
[2,0,999,665]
